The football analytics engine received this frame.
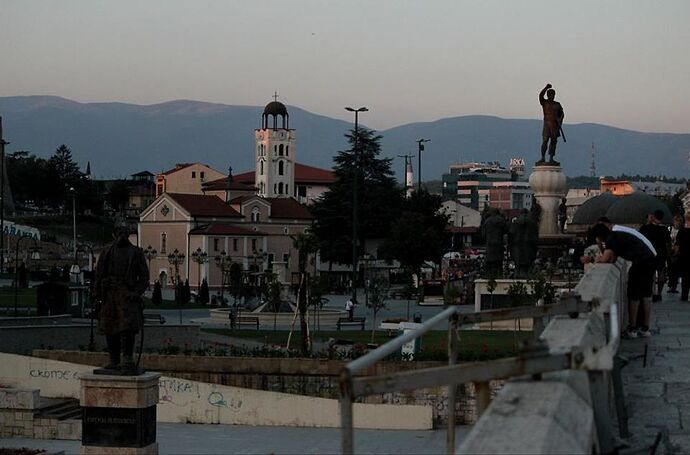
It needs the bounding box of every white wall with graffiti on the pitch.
[0,353,432,430]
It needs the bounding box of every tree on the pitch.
[366,276,390,343]
[182,279,191,304]
[228,262,244,304]
[106,180,131,214]
[199,278,210,304]
[381,189,449,293]
[152,281,163,306]
[311,128,403,266]
[49,145,81,184]
[291,232,319,354]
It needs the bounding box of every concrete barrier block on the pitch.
[458,380,595,454]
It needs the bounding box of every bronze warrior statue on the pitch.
[93,226,149,374]
[510,209,539,278]
[538,83,565,165]
[482,209,508,277]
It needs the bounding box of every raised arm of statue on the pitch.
[539,84,550,105]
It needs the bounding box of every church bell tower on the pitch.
[255,95,295,198]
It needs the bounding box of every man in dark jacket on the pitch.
[94,226,149,373]
[639,210,671,302]
[593,222,656,338]
[675,213,690,302]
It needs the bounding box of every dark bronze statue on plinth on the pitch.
[537,83,565,165]
[93,226,149,375]
[482,209,508,277]
[510,209,539,278]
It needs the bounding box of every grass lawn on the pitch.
[0,287,37,308]
[202,328,532,360]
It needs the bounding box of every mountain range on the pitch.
[1,95,689,181]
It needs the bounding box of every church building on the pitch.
[137,99,334,290]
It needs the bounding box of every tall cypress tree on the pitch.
[311,128,403,265]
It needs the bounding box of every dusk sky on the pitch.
[2,0,689,133]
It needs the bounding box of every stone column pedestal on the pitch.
[528,165,567,236]
[80,372,160,455]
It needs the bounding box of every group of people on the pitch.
[582,210,690,339]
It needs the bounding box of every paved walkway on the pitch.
[1,422,471,454]
[619,294,690,454]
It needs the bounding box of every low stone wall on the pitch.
[1,353,433,430]
[34,350,499,426]
[0,314,72,327]
[0,324,200,355]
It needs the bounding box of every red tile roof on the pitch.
[167,193,242,218]
[233,163,335,185]
[265,198,313,219]
[201,178,257,192]
[189,224,266,236]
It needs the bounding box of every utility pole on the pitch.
[0,117,8,275]
[416,139,430,191]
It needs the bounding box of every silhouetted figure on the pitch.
[538,83,565,165]
[94,226,149,374]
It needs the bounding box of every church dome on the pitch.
[263,101,288,116]
[605,192,672,225]
[571,192,617,225]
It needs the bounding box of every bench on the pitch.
[143,313,166,324]
[230,316,260,330]
[336,317,366,331]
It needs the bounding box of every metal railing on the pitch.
[339,264,624,454]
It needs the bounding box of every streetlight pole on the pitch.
[77,243,95,350]
[214,251,231,305]
[167,248,185,324]
[0,117,8,275]
[143,245,157,289]
[416,139,430,192]
[14,236,39,317]
[70,187,77,262]
[191,247,208,291]
[345,106,368,305]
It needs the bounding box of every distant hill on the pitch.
[1,96,689,180]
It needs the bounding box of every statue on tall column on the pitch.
[482,209,508,277]
[94,226,149,375]
[510,209,539,278]
[538,83,565,165]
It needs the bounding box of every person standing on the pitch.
[639,210,671,302]
[675,213,690,302]
[592,223,656,338]
[94,226,149,373]
[345,298,355,321]
[667,214,683,293]
[558,197,568,233]
[538,83,565,164]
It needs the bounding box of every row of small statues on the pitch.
[483,208,538,278]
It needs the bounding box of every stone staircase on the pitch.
[0,389,81,440]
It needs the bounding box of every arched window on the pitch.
[279,144,284,156]
[278,182,284,194]
[260,160,264,175]
[251,207,260,223]
[278,160,284,176]
[160,233,167,253]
